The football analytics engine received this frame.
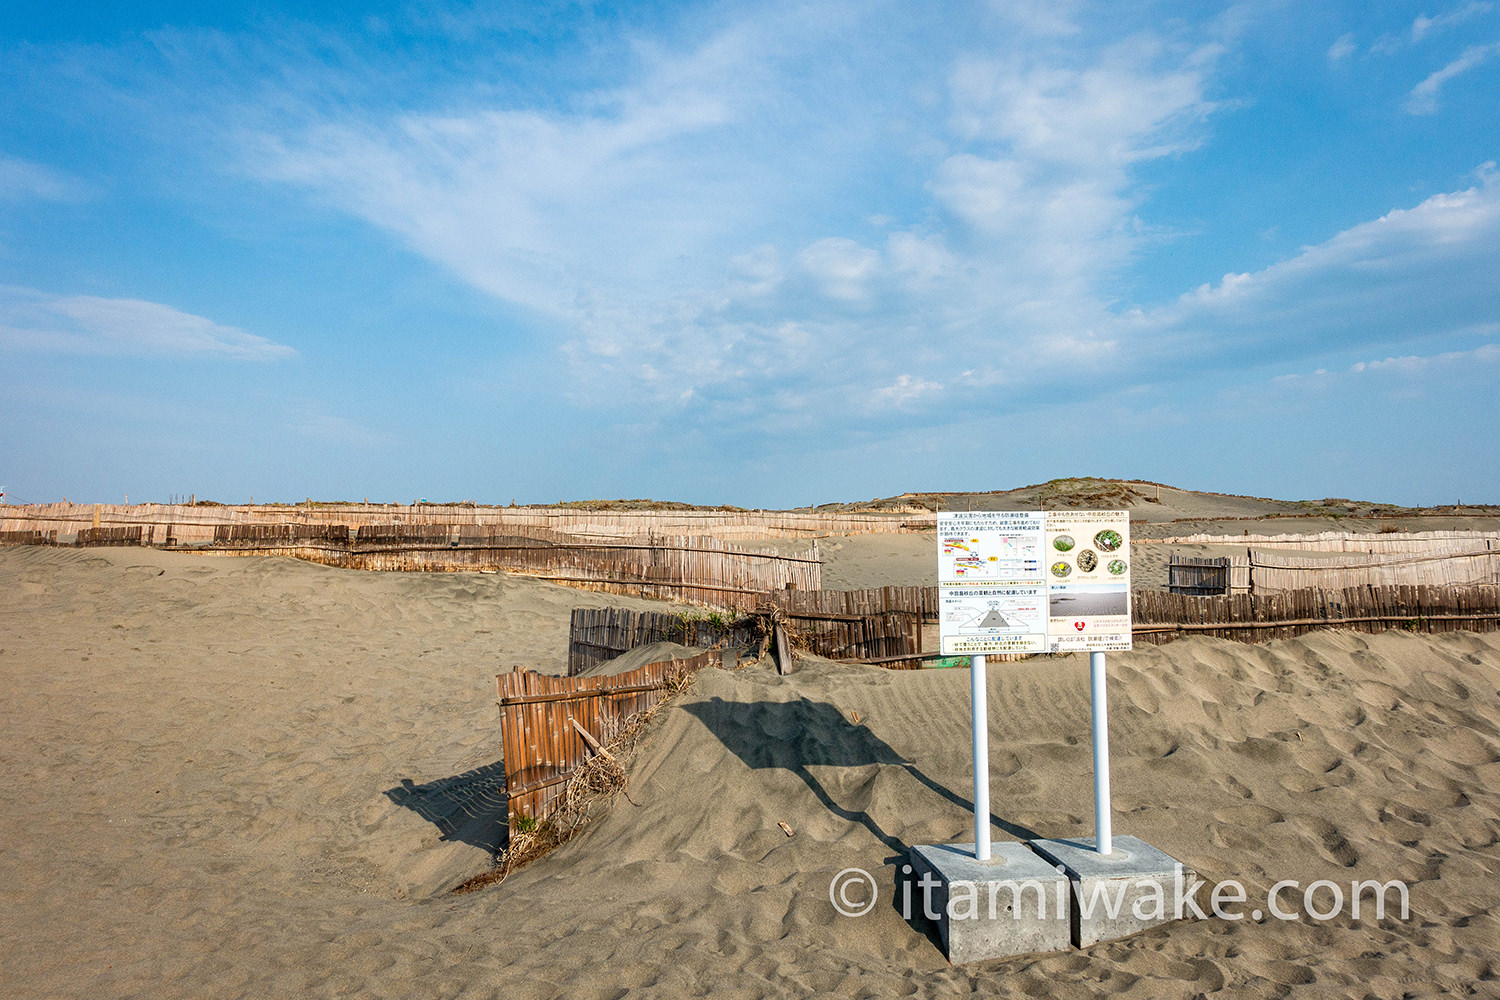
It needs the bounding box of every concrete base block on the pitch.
[906,842,1072,964]
[1027,836,1191,947]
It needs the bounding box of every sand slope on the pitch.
[2,547,1498,998]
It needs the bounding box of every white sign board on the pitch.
[938,510,1132,654]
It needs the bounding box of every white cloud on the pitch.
[1327,33,1356,62]
[876,373,943,406]
[1129,165,1500,367]
[0,286,296,360]
[1413,2,1493,41]
[0,157,90,202]
[793,238,881,304]
[226,2,1498,460]
[1404,42,1500,114]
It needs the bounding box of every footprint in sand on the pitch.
[1212,803,1284,826]
[1290,815,1359,867]
[1419,671,1471,701]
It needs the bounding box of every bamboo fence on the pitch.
[0,502,934,542]
[1132,585,1500,643]
[497,649,720,829]
[1168,555,1251,595]
[189,526,823,606]
[75,526,146,546]
[1141,529,1498,553]
[567,608,761,676]
[567,587,938,675]
[1246,549,1500,590]
[0,530,56,546]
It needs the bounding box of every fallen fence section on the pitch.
[498,649,720,833]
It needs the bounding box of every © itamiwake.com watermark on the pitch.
[830,864,1411,923]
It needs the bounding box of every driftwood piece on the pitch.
[772,622,796,675]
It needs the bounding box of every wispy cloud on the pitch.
[0,156,91,202]
[1404,41,1500,113]
[1130,164,1500,368]
[0,286,297,360]
[1413,1,1494,41]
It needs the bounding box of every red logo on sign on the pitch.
[1074,621,1086,631]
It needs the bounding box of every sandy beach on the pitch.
[3,538,1499,998]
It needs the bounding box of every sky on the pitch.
[2,0,1498,508]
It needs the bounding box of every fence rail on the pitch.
[498,649,721,831]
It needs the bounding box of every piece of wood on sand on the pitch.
[772,621,796,676]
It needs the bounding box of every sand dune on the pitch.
[2,545,1498,998]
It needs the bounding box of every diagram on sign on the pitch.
[944,594,1044,635]
[938,516,1045,582]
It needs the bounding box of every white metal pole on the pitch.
[1090,651,1113,855]
[971,653,991,861]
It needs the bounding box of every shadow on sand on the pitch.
[681,696,1041,854]
[384,760,508,854]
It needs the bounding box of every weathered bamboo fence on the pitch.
[567,608,761,676]
[764,585,939,621]
[0,502,934,542]
[567,587,938,675]
[1168,555,1251,595]
[498,649,721,829]
[192,526,823,606]
[75,526,146,547]
[1132,585,1500,643]
[1246,548,1500,590]
[0,530,56,546]
[1141,529,1498,553]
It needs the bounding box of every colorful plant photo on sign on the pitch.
[1107,559,1127,575]
[1093,529,1123,552]
[1051,561,1071,577]
[1076,549,1098,572]
[1053,534,1075,552]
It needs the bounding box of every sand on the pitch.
[3,543,1500,998]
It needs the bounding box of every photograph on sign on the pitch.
[1043,511,1132,652]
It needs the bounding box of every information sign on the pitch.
[938,510,1131,654]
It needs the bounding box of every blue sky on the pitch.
[2,1,1498,507]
